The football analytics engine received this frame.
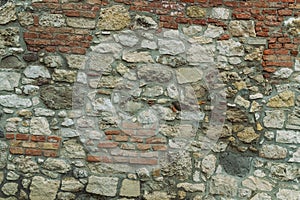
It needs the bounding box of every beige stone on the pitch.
[0,2,17,25]
[30,176,60,200]
[187,6,206,18]
[98,5,130,30]
[267,90,295,107]
[237,127,259,143]
[242,176,273,191]
[120,179,140,197]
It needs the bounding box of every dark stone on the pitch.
[0,128,4,138]
[40,85,73,110]
[23,52,38,62]
[0,55,24,69]
[220,152,251,177]
[0,0,8,7]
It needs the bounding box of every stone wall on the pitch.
[0,0,299,199]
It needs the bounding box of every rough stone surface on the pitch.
[263,110,285,128]
[201,154,216,178]
[98,5,130,30]
[242,176,273,191]
[229,20,256,37]
[211,8,230,19]
[0,94,32,108]
[0,2,17,25]
[220,152,251,177]
[187,6,206,18]
[209,174,238,196]
[39,14,66,27]
[276,188,300,200]
[30,117,51,135]
[158,39,185,55]
[120,179,140,197]
[176,67,203,84]
[61,177,84,192]
[0,27,19,47]
[40,85,72,109]
[43,158,71,173]
[0,72,20,91]
[259,144,287,159]
[24,65,50,79]
[237,127,259,143]
[122,51,154,63]
[66,17,95,28]
[30,176,60,200]
[52,69,77,83]
[217,39,244,56]
[2,182,18,196]
[86,176,119,196]
[267,90,295,107]
[187,44,215,63]
[276,130,300,144]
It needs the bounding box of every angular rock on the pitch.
[259,144,287,159]
[2,182,18,196]
[98,5,130,30]
[91,42,122,58]
[0,2,17,25]
[0,141,7,169]
[217,39,244,56]
[133,15,158,30]
[0,72,20,91]
[39,14,66,27]
[250,193,272,200]
[187,6,206,18]
[137,64,172,83]
[52,69,77,83]
[13,156,39,175]
[274,68,293,78]
[277,188,300,200]
[177,182,205,192]
[61,139,86,159]
[268,162,300,180]
[220,152,251,177]
[115,30,139,47]
[40,85,72,109]
[0,55,24,69]
[210,174,238,196]
[234,95,250,109]
[211,8,231,19]
[284,17,300,36]
[0,94,32,108]
[204,25,224,38]
[201,154,216,178]
[229,20,256,37]
[24,65,50,79]
[276,130,300,144]
[34,108,55,117]
[86,176,119,196]
[30,176,60,200]
[237,127,259,143]
[141,39,157,50]
[176,67,203,84]
[242,176,273,191]
[66,54,86,69]
[263,110,285,128]
[0,27,19,47]
[267,90,294,107]
[226,108,248,123]
[66,17,95,28]
[17,12,34,26]
[87,52,113,74]
[182,25,203,35]
[44,55,64,68]
[57,192,76,200]
[158,39,185,55]
[187,44,215,64]
[30,117,51,135]
[120,179,140,197]
[143,191,171,200]
[43,158,71,173]
[122,51,154,63]
[289,148,300,163]
[61,177,84,192]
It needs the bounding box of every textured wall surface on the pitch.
[0,0,300,199]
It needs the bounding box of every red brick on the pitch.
[175,17,192,24]
[152,145,168,151]
[98,142,119,148]
[71,47,86,54]
[233,13,251,19]
[40,33,53,39]
[218,34,230,40]
[87,155,113,163]
[130,157,158,165]
[114,135,128,142]
[58,46,71,53]
[130,136,144,143]
[10,147,24,154]
[256,32,269,37]
[160,15,175,22]
[278,37,291,43]
[136,144,151,151]
[269,38,277,43]
[191,19,206,25]
[264,49,275,55]
[45,46,56,52]
[263,67,277,73]
[25,148,42,156]
[265,61,294,67]
[39,142,60,150]
[43,150,58,157]
[269,43,282,48]
[275,49,289,54]
[105,130,121,135]
[113,156,129,163]
[80,11,97,18]
[278,9,293,16]
[23,32,39,39]
[21,142,38,148]
[31,135,46,142]
[5,134,15,140]
[64,10,80,17]
[47,136,61,143]
[284,43,297,49]
[291,51,299,56]
[224,1,238,7]
[16,134,30,141]
[146,137,167,144]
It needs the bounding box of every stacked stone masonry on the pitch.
[0,0,299,199]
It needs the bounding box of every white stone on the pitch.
[115,31,139,47]
[187,44,215,64]
[158,39,185,55]
[182,25,203,35]
[120,179,140,197]
[263,110,285,128]
[276,188,300,200]
[24,65,50,79]
[210,174,238,196]
[39,14,66,27]
[141,39,157,49]
[204,25,224,38]
[217,39,244,56]
[30,176,60,200]
[61,177,84,192]
[0,72,20,91]
[274,68,293,78]
[34,108,55,117]
[30,117,51,135]
[0,94,32,108]
[91,42,122,58]
[211,8,231,19]
[86,176,119,196]
[66,17,96,28]
[87,52,113,74]
[234,95,250,109]
[22,85,39,95]
[201,154,216,178]
[289,148,300,163]
[242,176,273,191]
[43,158,71,173]
[176,67,203,84]
[66,54,87,69]
[177,182,205,192]
[122,51,154,63]
[2,182,18,196]
[295,58,300,71]
[259,144,287,159]
[276,130,300,144]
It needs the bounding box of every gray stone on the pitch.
[98,5,130,30]
[274,68,293,78]
[187,44,215,64]
[87,52,113,74]
[137,64,172,83]
[34,108,55,117]
[284,17,300,36]
[143,85,164,97]
[277,188,300,200]
[91,42,122,58]
[259,144,287,159]
[61,177,84,192]
[43,158,71,173]
[276,130,300,144]
[57,192,76,200]
[66,17,95,28]
[39,14,66,27]
[30,176,60,200]
[0,72,20,91]
[0,55,24,69]
[247,38,267,45]
[0,27,19,47]
[73,168,88,178]
[250,193,272,200]
[176,67,203,84]
[122,51,154,63]
[210,174,238,196]
[204,25,224,38]
[115,31,139,47]
[289,148,300,163]
[40,85,72,109]
[0,141,7,169]
[44,55,64,68]
[0,2,17,25]
[201,154,216,178]
[157,55,187,67]
[211,8,230,19]
[17,12,34,26]
[177,182,205,192]
[220,152,251,177]
[86,176,119,196]
[182,25,203,35]
[229,20,256,37]
[217,39,244,56]
[2,182,18,196]
[66,54,86,69]
[30,117,51,135]
[61,139,85,159]
[143,191,171,200]
[234,95,250,109]
[158,39,185,55]
[242,176,273,191]
[13,156,39,175]
[52,69,77,83]
[141,39,157,50]
[22,85,39,95]
[0,171,3,184]
[7,171,20,180]
[120,179,140,197]
[24,65,50,79]
[263,110,285,128]
[189,36,213,44]
[0,94,32,108]
[268,162,300,180]
[226,108,248,123]
[133,15,158,30]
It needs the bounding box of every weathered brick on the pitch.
[47,136,61,143]
[87,155,113,163]
[31,135,46,142]
[9,147,24,155]
[105,130,122,135]
[114,135,129,142]
[136,144,151,151]
[98,142,119,148]
[25,148,42,156]
[146,137,167,144]
[21,142,38,148]
[130,157,158,165]
[152,145,168,151]
[43,150,58,157]
[278,9,293,15]
[16,134,30,141]
[113,156,129,163]
[39,142,60,150]
[5,134,15,140]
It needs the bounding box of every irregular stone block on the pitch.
[210,174,238,196]
[30,117,51,135]
[267,90,295,107]
[30,176,60,200]
[187,6,206,18]
[122,51,154,63]
[66,17,95,28]
[259,144,287,159]
[187,44,215,64]
[263,110,285,128]
[242,176,273,191]
[86,176,119,196]
[39,14,66,27]
[24,65,51,79]
[98,5,130,30]
[211,8,231,19]
[276,130,300,144]
[158,39,185,55]
[40,85,72,109]
[220,152,251,177]
[0,72,20,91]
[120,179,140,197]
[0,2,16,25]
[0,94,32,108]
[52,69,77,83]
[229,20,256,37]
[217,39,244,56]
[0,27,20,47]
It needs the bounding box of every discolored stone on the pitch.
[40,85,73,109]
[237,127,259,143]
[86,176,119,196]
[120,179,140,197]
[259,144,287,159]
[242,176,273,191]
[17,12,34,26]
[0,72,20,91]
[0,55,24,68]
[98,5,130,30]
[187,6,206,18]
[267,90,295,107]
[40,14,66,27]
[52,69,77,83]
[0,2,17,25]
[220,152,251,177]
[226,108,248,123]
[263,110,285,128]
[0,27,20,47]
[229,20,256,37]
[137,64,172,83]
[30,176,60,200]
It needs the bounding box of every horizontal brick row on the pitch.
[6,133,61,157]
[87,155,159,165]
